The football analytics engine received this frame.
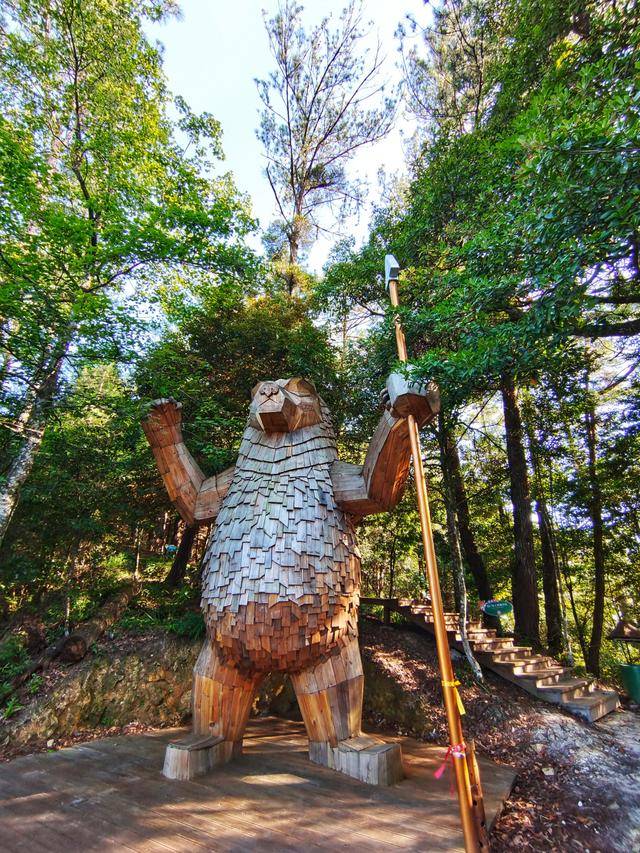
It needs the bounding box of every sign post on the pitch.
[385,255,488,852]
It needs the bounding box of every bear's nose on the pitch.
[260,384,279,399]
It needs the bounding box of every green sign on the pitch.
[482,599,513,617]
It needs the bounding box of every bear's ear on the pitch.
[250,381,265,399]
[284,377,317,396]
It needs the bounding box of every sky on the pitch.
[147,0,429,272]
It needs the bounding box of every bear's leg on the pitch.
[163,641,262,780]
[291,635,404,786]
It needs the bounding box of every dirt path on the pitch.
[491,705,640,852]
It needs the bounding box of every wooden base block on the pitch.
[309,735,404,786]
[162,732,241,780]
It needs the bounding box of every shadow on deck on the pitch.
[0,717,515,852]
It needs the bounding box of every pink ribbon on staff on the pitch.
[434,742,467,795]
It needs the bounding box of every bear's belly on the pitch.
[200,451,360,673]
[206,591,359,673]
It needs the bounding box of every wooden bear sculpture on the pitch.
[143,375,438,785]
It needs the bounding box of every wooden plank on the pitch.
[0,721,515,852]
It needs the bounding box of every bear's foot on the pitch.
[163,731,241,780]
[309,734,404,786]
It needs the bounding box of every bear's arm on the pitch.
[194,466,235,523]
[331,410,411,516]
[332,380,438,517]
[142,399,234,525]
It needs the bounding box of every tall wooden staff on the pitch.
[385,255,489,852]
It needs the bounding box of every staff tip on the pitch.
[384,254,400,288]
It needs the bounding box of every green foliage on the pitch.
[0,0,257,548]
[116,583,205,639]
[27,674,43,695]
[0,635,28,707]
[0,636,28,683]
[1,696,24,720]
[1,364,162,596]
[136,288,340,472]
[0,0,638,691]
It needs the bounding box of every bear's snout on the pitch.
[260,383,280,399]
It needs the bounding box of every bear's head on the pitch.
[249,377,322,433]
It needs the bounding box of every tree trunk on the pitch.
[63,539,81,636]
[585,400,606,676]
[59,584,137,663]
[558,538,588,662]
[14,584,136,682]
[193,523,211,564]
[555,554,575,667]
[0,319,16,394]
[501,374,540,647]
[165,523,198,588]
[0,338,69,546]
[133,524,142,580]
[14,634,70,686]
[535,497,564,657]
[439,414,500,628]
[287,227,300,296]
[387,536,396,599]
[522,408,564,657]
[441,420,493,601]
[445,484,483,682]
[438,414,483,681]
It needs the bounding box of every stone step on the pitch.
[518,655,559,668]
[486,647,533,661]
[491,654,562,672]
[490,659,572,683]
[534,679,593,702]
[413,617,459,631]
[466,629,498,641]
[467,640,509,650]
[513,661,569,677]
[516,667,574,684]
[562,691,620,723]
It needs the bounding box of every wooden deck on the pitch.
[0,718,515,852]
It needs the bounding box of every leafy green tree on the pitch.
[400,0,501,135]
[136,287,341,474]
[1,363,161,610]
[0,0,254,544]
[257,0,394,293]
[320,0,640,667]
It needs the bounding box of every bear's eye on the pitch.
[284,377,316,396]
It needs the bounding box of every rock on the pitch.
[542,767,555,776]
